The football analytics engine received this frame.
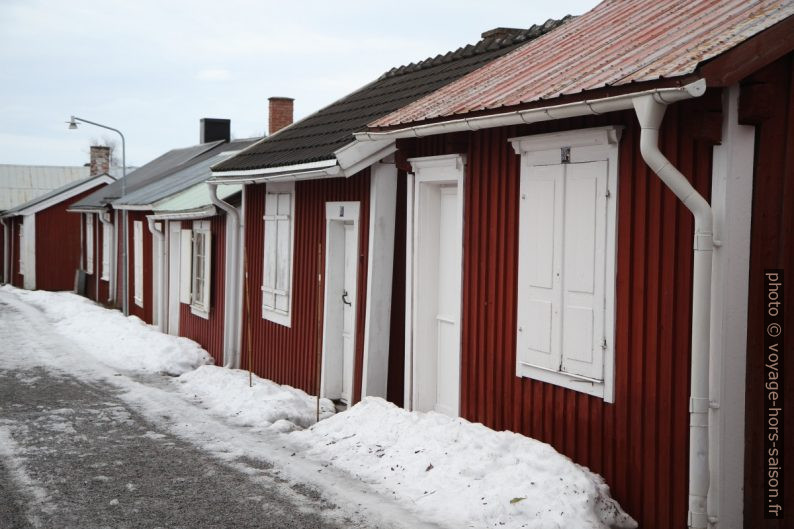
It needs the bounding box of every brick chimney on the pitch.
[89,145,111,176]
[200,118,231,143]
[268,97,294,136]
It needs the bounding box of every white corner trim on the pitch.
[707,84,754,529]
[361,163,398,399]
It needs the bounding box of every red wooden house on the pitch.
[208,22,568,410]
[1,147,115,292]
[353,1,793,528]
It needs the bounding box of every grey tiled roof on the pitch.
[212,18,571,173]
[70,141,224,210]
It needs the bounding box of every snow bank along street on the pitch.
[0,286,635,528]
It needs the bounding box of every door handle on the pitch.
[342,290,352,306]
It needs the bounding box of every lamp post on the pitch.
[68,116,129,316]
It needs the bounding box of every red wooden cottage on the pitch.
[353,1,793,528]
[69,121,229,316]
[1,147,115,292]
[208,22,568,410]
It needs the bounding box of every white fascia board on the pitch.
[114,203,154,211]
[147,205,217,221]
[209,159,338,179]
[355,79,707,141]
[17,175,115,216]
[334,139,396,176]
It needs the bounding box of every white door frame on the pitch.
[404,154,465,415]
[321,201,361,408]
[167,221,181,335]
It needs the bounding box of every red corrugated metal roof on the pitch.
[370,0,794,128]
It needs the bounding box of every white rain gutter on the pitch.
[98,211,116,304]
[146,217,166,332]
[208,183,241,369]
[147,206,217,221]
[0,217,8,284]
[356,78,715,529]
[355,80,708,140]
[632,94,714,529]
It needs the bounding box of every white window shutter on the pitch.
[101,222,111,279]
[204,230,212,308]
[275,193,291,312]
[85,214,94,274]
[560,161,608,380]
[262,189,292,316]
[179,229,192,304]
[517,163,563,372]
[133,221,143,307]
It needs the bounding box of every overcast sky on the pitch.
[0,0,599,168]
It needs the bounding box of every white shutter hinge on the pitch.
[601,337,607,350]
[605,189,611,198]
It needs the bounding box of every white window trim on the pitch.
[510,126,621,403]
[190,220,211,320]
[85,214,94,274]
[133,220,144,308]
[261,181,295,327]
[101,222,111,280]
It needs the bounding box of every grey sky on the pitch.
[0,0,599,168]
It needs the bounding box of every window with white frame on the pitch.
[510,126,621,402]
[101,221,111,280]
[261,182,295,326]
[85,214,94,274]
[133,220,143,307]
[190,220,211,318]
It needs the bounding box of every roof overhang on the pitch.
[147,205,217,221]
[355,79,707,141]
[208,139,397,185]
[113,203,155,211]
[66,204,109,214]
[6,174,115,217]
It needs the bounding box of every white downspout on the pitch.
[98,211,115,304]
[208,183,241,369]
[1,217,9,284]
[146,217,166,332]
[633,95,714,529]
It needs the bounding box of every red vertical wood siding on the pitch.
[178,215,226,366]
[34,186,105,292]
[242,169,370,399]
[386,170,407,407]
[398,98,717,528]
[126,210,154,324]
[742,53,794,529]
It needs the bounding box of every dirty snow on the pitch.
[293,398,637,529]
[176,365,336,430]
[1,286,211,375]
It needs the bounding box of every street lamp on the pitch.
[68,116,129,316]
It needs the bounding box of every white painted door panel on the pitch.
[167,223,181,335]
[341,222,356,403]
[435,187,460,417]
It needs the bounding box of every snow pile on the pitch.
[293,398,636,529]
[176,365,336,430]
[2,286,211,375]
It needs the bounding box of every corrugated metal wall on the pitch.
[178,216,227,366]
[126,210,154,324]
[386,170,407,406]
[399,97,719,528]
[35,186,103,292]
[741,52,793,529]
[242,169,370,399]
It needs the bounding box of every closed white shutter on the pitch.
[517,163,563,371]
[190,222,211,312]
[560,161,608,380]
[133,220,143,307]
[85,214,94,274]
[262,189,293,318]
[518,160,609,381]
[179,229,192,304]
[101,222,111,280]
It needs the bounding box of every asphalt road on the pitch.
[0,298,366,529]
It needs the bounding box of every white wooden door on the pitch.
[167,222,181,335]
[341,222,356,403]
[434,186,461,416]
